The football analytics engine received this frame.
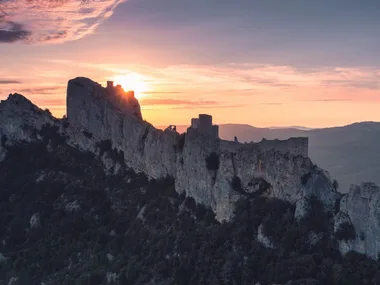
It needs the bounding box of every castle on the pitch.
[4,76,379,259]
[188,114,219,139]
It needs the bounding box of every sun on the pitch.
[112,73,149,99]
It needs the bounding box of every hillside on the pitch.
[1,131,380,285]
[3,78,380,282]
[162,122,380,192]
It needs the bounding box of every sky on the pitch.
[0,0,380,128]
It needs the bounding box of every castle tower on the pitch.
[107,81,114,89]
[188,114,219,139]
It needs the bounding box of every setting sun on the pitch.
[112,73,150,99]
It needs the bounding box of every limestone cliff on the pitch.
[66,77,339,221]
[335,182,380,259]
[3,77,379,260]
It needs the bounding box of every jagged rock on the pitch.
[0,252,7,263]
[1,78,341,223]
[335,182,380,259]
[30,213,41,228]
[257,224,274,249]
[7,277,18,285]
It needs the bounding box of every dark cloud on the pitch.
[0,0,125,43]
[0,20,31,43]
[0,79,21,84]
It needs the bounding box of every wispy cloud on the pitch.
[140,98,218,107]
[261,102,283,105]
[0,79,21,84]
[17,86,64,94]
[170,104,245,110]
[0,0,126,43]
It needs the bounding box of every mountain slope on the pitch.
[1,138,380,285]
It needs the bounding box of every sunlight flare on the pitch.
[112,72,150,99]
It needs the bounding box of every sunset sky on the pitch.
[1,0,379,128]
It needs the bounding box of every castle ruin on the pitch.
[187,114,308,157]
[188,114,219,139]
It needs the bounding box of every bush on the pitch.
[44,108,52,116]
[301,172,312,185]
[1,135,7,147]
[206,152,220,171]
[39,123,66,148]
[83,130,93,139]
[177,133,186,151]
[333,179,339,190]
[336,222,356,241]
[231,176,243,192]
[96,140,112,155]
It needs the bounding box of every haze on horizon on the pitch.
[1,0,379,128]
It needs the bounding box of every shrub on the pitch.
[336,222,356,241]
[231,176,243,192]
[44,108,52,116]
[177,133,186,151]
[333,179,339,190]
[96,140,112,155]
[1,135,7,147]
[39,123,66,148]
[83,130,93,139]
[301,172,312,185]
[62,120,70,128]
[205,152,220,171]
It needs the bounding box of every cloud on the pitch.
[0,19,31,42]
[261,102,283,105]
[0,0,125,43]
[140,98,218,107]
[0,79,21,84]
[142,91,184,95]
[170,104,245,110]
[303,98,353,102]
[36,98,65,106]
[17,86,64,94]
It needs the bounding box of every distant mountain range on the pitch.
[159,121,380,192]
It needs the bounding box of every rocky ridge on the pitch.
[0,77,379,259]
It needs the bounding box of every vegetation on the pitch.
[38,123,67,148]
[231,176,243,193]
[177,133,186,151]
[333,179,339,190]
[301,172,312,185]
[205,152,220,171]
[1,134,7,147]
[1,139,380,285]
[336,222,356,241]
[83,130,93,139]
[96,139,125,165]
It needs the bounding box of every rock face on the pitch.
[335,182,380,259]
[5,77,379,258]
[65,77,340,221]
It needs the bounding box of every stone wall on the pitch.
[256,137,308,157]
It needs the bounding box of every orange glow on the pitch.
[112,73,150,99]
